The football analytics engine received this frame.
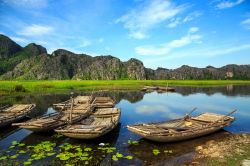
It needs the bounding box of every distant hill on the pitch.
[0,34,250,80]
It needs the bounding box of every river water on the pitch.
[0,85,249,165]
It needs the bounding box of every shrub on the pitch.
[13,85,26,92]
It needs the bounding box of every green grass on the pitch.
[0,80,250,95]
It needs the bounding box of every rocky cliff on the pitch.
[0,34,249,80]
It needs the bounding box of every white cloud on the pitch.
[167,18,181,28]
[79,40,91,48]
[116,0,187,39]
[35,40,48,45]
[135,104,181,118]
[135,27,202,56]
[167,11,202,28]
[241,18,250,30]
[183,11,202,22]
[200,44,250,57]
[143,43,250,66]
[189,27,199,33]
[216,0,245,9]
[3,0,48,8]
[135,105,168,115]
[130,31,147,39]
[9,36,28,43]
[18,24,54,37]
[98,38,104,43]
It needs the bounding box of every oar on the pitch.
[173,107,197,128]
[184,107,197,119]
[69,92,74,124]
[213,109,237,124]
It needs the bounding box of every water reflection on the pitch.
[128,131,232,165]
[174,85,250,96]
[0,126,21,140]
[0,85,250,165]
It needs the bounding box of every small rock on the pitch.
[206,140,216,145]
[242,159,250,166]
[210,151,220,158]
[190,161,199,165]
[196,146,203,151]
[242,134,248,138]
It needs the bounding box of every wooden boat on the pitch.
[0,104,36,127]
[12,102,94,132]
[141,86,158,91]
[55,107,121,139]
[93,97,115,108]
[127,110,236,142]
[141,86,175,92]
[157,86,175,92]
[53,96,94,110]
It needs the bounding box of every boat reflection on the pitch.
[127,130,232,165]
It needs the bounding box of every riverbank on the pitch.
[0,80,250,95]
[191,134,250,166]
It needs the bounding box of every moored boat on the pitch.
[53,96,94,110]
[127,110,236,142]
[141,86,158,91]
[55,107,121,139]
[141,85,175,92]
[157,86,175,92]
[0,104,36,127]
[12,96,94,132]
[93,97,115,108]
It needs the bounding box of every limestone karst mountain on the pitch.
[0,34,249,80]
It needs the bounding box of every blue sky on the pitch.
[0,0,250,69]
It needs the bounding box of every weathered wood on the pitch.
[12,96,95,132]
[55,108,121,139]
[0,104,36,127]
[127,110,235,142]
[93,97,115,108]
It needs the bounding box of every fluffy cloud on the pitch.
[3,0,48,8]
[241,18,250,30]
[116,0,187,39]
[167,11,202,28]
[135,105,168,115]
[135,27,202,56]
[216,0,245,9]
[9,36,28,43]
[18,24,54,37]
[79,40,91,48]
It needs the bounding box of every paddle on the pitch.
[172,107,197,128]
[212,109,237,124]
[69,92,74,124]
[184,107,197,119]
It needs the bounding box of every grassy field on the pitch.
[0,80,250,94]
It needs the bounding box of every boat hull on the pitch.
[127,125,227,142]
[55,108,121,139]
[17,124,64,132]
[16,115,87,132]
[55,122,119,139]
[0,115,27,128]
[127,112,235,142]
[0,104,36,128]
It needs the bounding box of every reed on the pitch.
[0,80,250,94]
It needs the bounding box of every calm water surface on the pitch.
[0,85,249,165]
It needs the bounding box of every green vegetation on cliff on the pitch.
[1,34,250,80]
